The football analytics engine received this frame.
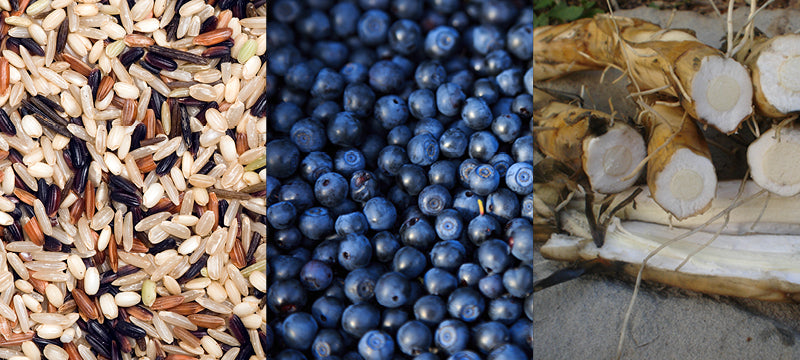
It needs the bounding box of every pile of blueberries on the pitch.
[266,0,534,359]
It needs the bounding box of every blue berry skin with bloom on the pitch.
[414,117,445,138]
[358,10,391,46]
[267,201,296,230]
[425,26,460,59]
[497,68,524,96]
[285,61,319,91]
[388,19,422,55]
[447,287,485,322]
[473,78,500,104]
[397,320,433,355]
[311,100,341,123]
[334,148,366,178]
[266,139,300,179]
[418,184,452,216]
[290,118,327,153]
[489,344,528,360]
[338,234,372,271]
[369,60,405,93]
[466,25,505,55]
[400,216,436,250]
[272,0,303,22]
[472,321,510,354]
[492,113,522,143]
[510,225,534,262]
[407,133,440,166]
[436,83,466,117]
[452,189,483,220]
[298,207,335,241]
[507,23,533,60]
[434,209,464,241]
[458,263,487,288]
[279,179,315,212]
[310,68,345,100]
[525,67,533,95]
[299,152,333,184]
[296,10,331,39]
[327,112,363,147]
[488,296,523,325]
[344,267,380,303]
[414,295,447,327]
[372,231,401,263]
[270,101,304,133]
[387,125,413,147]
[374,95,409,129]
[397,164,428,195]
[343,83,376,118]
[335,212,369,235]
[408,89,438,119]
[415,60,447,90]
[267,279,307,315]
[486,188,520,222]
[392,246,427,278]
[375,271,412,309]
[424,268,458,296]
[435,319,470,355]
[521,193,533,222]
[478,239,511,275]
[312,328,345,359]
[270,255,305,281]
[479,274,505,299]
[440,128,469,158]
[311,296,344,329]
[485,50,513,75]
[300,260,334,291]
[280,312,319,350]
[512,93,533,119]
[503,266,534,298]
[490,152,514,178]
[512,135,534,163]
[380,308,409,337]
[358,330,394,360]
[505,162,533,195]
[469,131,499,162]
[342,303,381,338]
[469,164,500,196]
[349,170,380,203]
[511,319,533,351]
[330,2,361,37]
[428,160,458,189]
[467,212,500,246]
[340,62,369,84]
[461,97,493,130]
[314,172,349,209]
[377,145,408,176]
[363,197,397,231]
[430,239,466,271]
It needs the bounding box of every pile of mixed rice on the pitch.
[0,0,268,359]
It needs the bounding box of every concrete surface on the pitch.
[534,6,800,360]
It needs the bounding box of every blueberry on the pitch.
[271,101,304,133]
[485,50,513,76]
[312,328,345,359]
[290,118,327,153]
[369,60,405,93]
[511,93,533,119]
[407,133,440,166]
[468,164,500,196]
[357,9,391,46]
[334,148,366,178]
[457,263,486,288]
[511,135,534,163]
[275,228,303,250]
[358,330,394,360]
[340,62,369,84]
[335,212,369,236]
[478,239,510,275]
[436,83,466,117]
[344,267,380,303]
[311,100,341,123]
[315,172,349,208]
[396,164,428,195]
[478,274,505,299]
[363,197,397,231]
[380,308,409,335]
[414,295,447,327]
[467,212,500,246]
[468,131,499,162]
[452,189,483,220]
[338,234,372,271]
[408,89,438,120]
[489,152,514,178]
[473,78,499,104]
[327,112,363,147]
[480,0,516,25]
[425,26,460,59]
[505,162,533,195]
[310,68,345,100]
[299,152,333,184]
[285,61,320,91]
[267,279,307,315]
[510,319,532,351]
[521,193,533,222]
[342,303,381,338]
[461,97,493,130]
[375,272,411,308]
[435,320,469,354]
[330,2,361,37]
[266,139,300,178]
[377,145,409,176]
[276,349,307,360]
[418,184,451,216]
[496,68,523,97]
[415,61,447,90]
[524,67,533,95]
[343,83,376,118]
[279,180,315,212]
[312,296,344,329]
[413,117,445,138]
[430,239,466,271]
[472,321,509,354]
[300,260,334,291]
[272,0,303,23]
[503,266,533,298]
[267,201,297,230]
[392,246,427,278]
[268,46,302,77]
[397,320,432,355]
[466,25,505,55]
[387,185,413,210]
[509,224,533,262]
[374,95,409,129]
[488,296,522,325]
[447,287,485,322]
[360,135,386,168]
[372,232,401,263]
[486,188,520,222]
[427,160,458,189]
[296,10,331,39]
[387,125,413,147]
[399,217,436,249]
[349,170,380,203]
[388,19,422,55]
[298,207,334,241]
[423,268,457,296]
[391,0,424,19]
[488,344,527,360]
[506,23,533,60]
[439,128,468,158]
[270,255,305,281]
[491,113,521,143]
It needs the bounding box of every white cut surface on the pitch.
[748,126,800,196]
[756,35,800,114]
[692,55,753,133]
[653,148,717,219]
[583,123,647,194]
